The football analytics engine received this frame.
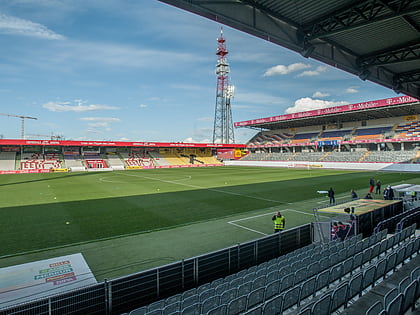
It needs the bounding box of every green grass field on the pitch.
[1,166,419,280]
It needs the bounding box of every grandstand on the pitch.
[234,96,420,171]
[0,142,229,174]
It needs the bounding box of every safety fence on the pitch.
[1,224,312,315]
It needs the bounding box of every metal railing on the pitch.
[1,224,312,315]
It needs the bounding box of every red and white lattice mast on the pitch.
[213,28,235,144]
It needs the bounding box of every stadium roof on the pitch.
[234,96,420,130]
[158,0,420,99]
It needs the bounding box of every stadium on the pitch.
[1,1,420,315]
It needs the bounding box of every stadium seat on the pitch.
[385,293,404,315]
[262,294,283,315]
[401,280,418,313]
[365,300,384,315]
[311,292,331,315]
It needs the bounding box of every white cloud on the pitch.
[345,87,359,93]
[285,97,348,114]
[183,137,211,143]
[263,63,311,76]
[139,104,147,108]
[42,101,118,112]
[312,91,330,98]
[296,66,328,77]
[0,13,64,40]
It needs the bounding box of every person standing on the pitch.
[272,211,285,233]
[375,180,381,194]
[369,178,375,193]
[351,189,358,200]
[328,187,335,205]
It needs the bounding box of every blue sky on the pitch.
[0,0,399,143]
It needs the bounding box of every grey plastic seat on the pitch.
[385,252,397,275]
[181,295,199,310]
[330,281,348,313]
[342,257,353,276]
[148,300,165,312]
[227,295,247,314]
[360,265,376,296]
[201,296,221,314]
[315,269,330,293]
[294,267,308,285]
[281,286,301,312]
[311,292,331,315]
[329,263,343,285]
[162,302,180,315]
[205,304,227,315]
[280,273,295,292]
[252,275,266,290]
[383,287,398,307]
[262,293,283,315]
[220,287,238,305]
[374,258,387,284]
[411,265,420,281]
[401,280,418,313]
[385,293,403,315]
[398,276,411,293]
[300,276,316,302]
[238,281,253,297]
[365,300,383,315]
[264,279,281,300]
[181,302,200,315]
[347,272,363,305]
[247,287,265,309]
[199,288,216,302]
[181,288,197,300]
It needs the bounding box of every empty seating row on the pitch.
[365,266,420,315]
[127,226,417,315]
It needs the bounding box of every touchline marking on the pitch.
[317,196,347,204]
[120,172,286,204]
[228,222,268,236]
[227,208,330,235]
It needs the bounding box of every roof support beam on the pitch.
[302,0,420,40]
[358,41,420,67]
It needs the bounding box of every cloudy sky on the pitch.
[0,0,399,143]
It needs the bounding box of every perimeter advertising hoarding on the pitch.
[0,139,246,148]
[0,253,97,309]
[235,96,419,127]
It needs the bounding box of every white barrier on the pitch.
[224,160,420,172]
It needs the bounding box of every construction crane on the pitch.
[27,133,63,140]
[0,113,37,139]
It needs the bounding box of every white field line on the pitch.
[228,222,268,236]
[227,209,329,235]
[119,172,287,204]
[316,195,348,204]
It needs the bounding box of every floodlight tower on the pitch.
[212,28,235,144]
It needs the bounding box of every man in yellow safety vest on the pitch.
[272,211,285,233]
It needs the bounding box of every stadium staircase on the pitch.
[124,225,420,315]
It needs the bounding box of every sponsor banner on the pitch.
[0,253,97,309]
[1,146,20,152]
[155,164,221,169]
[235,96,418,127]
[0,169,51,175]
[0,139,246,148]
[51,168,69,173]
[126,166,142,169]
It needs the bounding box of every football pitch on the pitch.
[1,166,419,280]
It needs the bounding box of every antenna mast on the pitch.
[212,28,235,144]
